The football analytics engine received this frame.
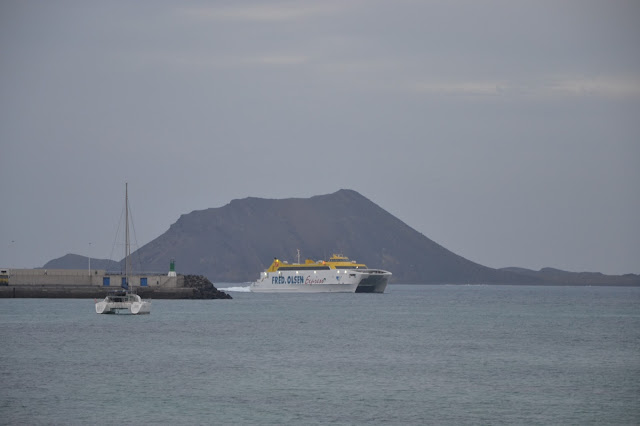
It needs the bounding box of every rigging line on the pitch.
[108,203,126,273]
[127,197,143,275]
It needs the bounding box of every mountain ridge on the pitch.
[42,189,639,285]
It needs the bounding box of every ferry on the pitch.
[250,253,391,293]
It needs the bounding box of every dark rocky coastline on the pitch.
[182,275,233,299]
[134,275,232,299]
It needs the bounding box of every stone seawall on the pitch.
[0,270,232,299]
[0,286,218,299]
[0,284,231,299]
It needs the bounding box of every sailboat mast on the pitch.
[125,182,130,289]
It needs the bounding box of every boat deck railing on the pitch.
[106,302,134,309]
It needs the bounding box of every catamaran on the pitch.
[95,183,151,314]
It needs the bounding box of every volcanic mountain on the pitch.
[44,189,638,285]
[58,190,539,284]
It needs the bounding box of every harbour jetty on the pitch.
[0,268,231,299]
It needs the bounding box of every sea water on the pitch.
[1,285,638,425]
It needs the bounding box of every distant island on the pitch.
[43,190,639,286]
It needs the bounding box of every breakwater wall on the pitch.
[0,269,231,299]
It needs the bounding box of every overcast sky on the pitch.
[1,0,639,275]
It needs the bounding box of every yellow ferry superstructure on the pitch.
[250,253,391,293]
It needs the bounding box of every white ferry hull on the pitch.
[250,282,358,293]
[354,270,392,293]
[250,270,360,293]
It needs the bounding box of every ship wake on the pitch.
[218,285,251,292]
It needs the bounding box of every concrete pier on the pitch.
[0,268,230,299]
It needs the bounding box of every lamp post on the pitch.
[88,242,92,275]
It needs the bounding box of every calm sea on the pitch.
[1,285,639,425]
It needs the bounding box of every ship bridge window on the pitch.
[278,266,330,271]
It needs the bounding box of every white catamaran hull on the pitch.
[95,289,151,315]
[95,299,151,314]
